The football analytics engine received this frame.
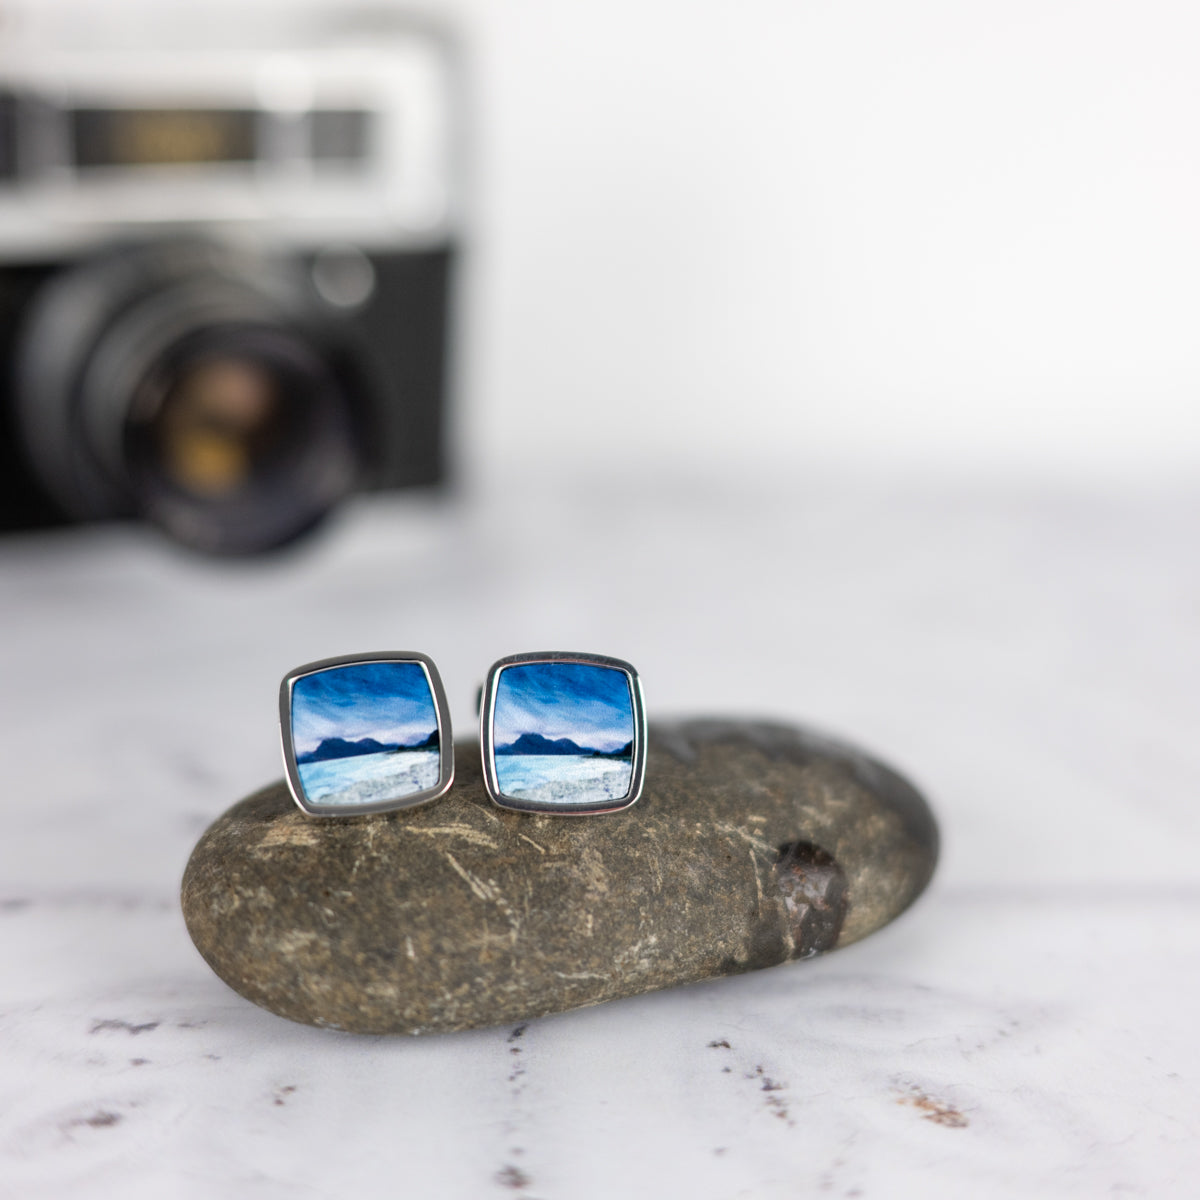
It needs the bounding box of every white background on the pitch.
[8,0,1200,483]
[457,0,1200,484]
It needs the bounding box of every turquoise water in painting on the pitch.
[494,753,633,805]
[298,748,440,807]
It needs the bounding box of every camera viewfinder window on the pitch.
[69,108,372,170]
[71,109,257,168]
[311,111,370,162]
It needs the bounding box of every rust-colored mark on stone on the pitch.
[507,1023,529,1086]
[896,1087,969,1128]
[90,1019,159,1036]
[747,1064,791,1124]
[83,1111,120,1128]
[772,841,847,958]
[63,1111,123,1133]
[495,1163,531,1190]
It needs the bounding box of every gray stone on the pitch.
[181,720,937,1035]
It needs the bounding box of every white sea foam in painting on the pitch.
[496,755,633,806]
[298,749,440,806]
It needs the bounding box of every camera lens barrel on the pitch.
[15,240,369,554]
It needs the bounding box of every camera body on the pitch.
[0,15,457,552]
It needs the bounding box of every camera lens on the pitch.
[15,242,368,554]
[149,358,284,500]
[123,323,361,554]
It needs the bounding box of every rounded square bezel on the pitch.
[280,651,454,818]
[479,651,647,815]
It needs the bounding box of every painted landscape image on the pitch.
[290,661,441,808]
[492,662,635,806]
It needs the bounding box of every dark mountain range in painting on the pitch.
[592,740,633,759]
[297,730,438,764]
[495,733,584,756]
[403,730,441,751]
[496,732,631,758]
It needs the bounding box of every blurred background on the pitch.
[1,2,1198,1194]
[3,0,1198,536]
[464,0,1200,487]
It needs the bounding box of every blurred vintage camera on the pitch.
[0,12,456,553]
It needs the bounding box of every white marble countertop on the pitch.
[1,469,1197,1199]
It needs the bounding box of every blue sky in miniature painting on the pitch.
[493,662,634,754]
[290,661,438,754]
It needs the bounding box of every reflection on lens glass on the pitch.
[155,358,282,498]
[123,320,363,554]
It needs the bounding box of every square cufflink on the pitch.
[479,652,647,815]
[280,651,454,817]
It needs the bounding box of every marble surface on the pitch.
[1,468,1197,1198]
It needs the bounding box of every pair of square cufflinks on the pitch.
[280,651,647,819]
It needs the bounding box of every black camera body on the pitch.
[0,242,453,552]
[0,20,457,553]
